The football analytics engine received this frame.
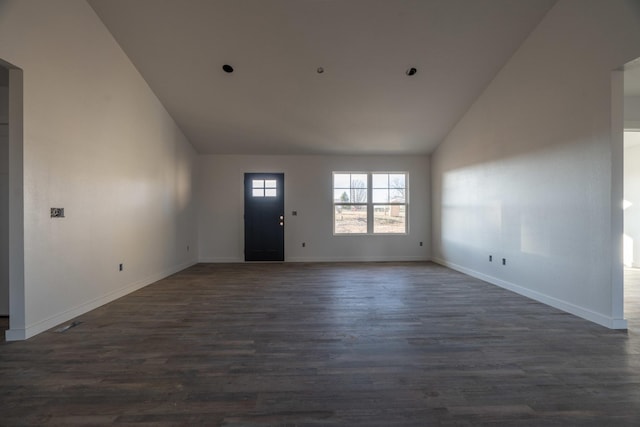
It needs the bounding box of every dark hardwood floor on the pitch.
[2,262,640,425]
[0,316,8,337]
[625,267,640,330]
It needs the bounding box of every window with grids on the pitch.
[333,172,407,234]
[252,179,277,197]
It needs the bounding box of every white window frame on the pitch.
[333,171,408,235]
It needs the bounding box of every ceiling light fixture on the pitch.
[317,67,324,74]
[222,64,234,73]
[406,67,417,76]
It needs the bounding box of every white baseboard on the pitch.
[286,255,429,263]
[198,257,244,263]
[5,328,26,341]
[5,259,198,341]
[431,257,627,330]
[198,256,430,263]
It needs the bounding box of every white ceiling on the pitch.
[89,0,557,155]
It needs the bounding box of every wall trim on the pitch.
[198,257,244,263]
[5,328,25,341]
[5,259,197,341]
[199,256,430,263]
[432,257,628,330]
[286,255,429,263]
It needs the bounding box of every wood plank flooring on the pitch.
[2,262,640,425]
[0,317,8,337]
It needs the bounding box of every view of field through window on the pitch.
[333,172,407,234]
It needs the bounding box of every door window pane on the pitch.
[252,178,277,197]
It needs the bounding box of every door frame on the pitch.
[1,59,25,341]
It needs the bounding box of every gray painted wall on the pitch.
[626,95,640,126]
[431,0,640,328]
[0,1,198,339]
[198,154,430,262]
[624,135,640,267]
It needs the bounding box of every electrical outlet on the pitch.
[187,245,190,252]
[419,241,423,247]
[292,211,298,216]
[302,242,306,247]
[119,263,123,271]
[489,255,493,262]
[502,258,506,266]
[50,207,65,218]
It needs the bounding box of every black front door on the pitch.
[244,173,285,261]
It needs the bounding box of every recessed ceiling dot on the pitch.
[317,67,324,74]
[222,64,234,73]
[406,67,417,76]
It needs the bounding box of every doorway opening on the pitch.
[0,64,8,334]
[0,58,25,341]
[622,57,640,327]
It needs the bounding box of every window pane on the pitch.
[335,205,367,234]
[372,173,388,188]
[265,180,277,188]
[351,174,367,187]
[390,174,405,188]
[334,173,351,188]
[390,188,405,203]
[334,189,350,203]
[252,180,264,189]
[252,189,264,197]
[374,205,406,233]
[373,188,388,203]
[350,186,367,203]
[265,188,276,197]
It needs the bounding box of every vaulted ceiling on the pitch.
[89,0,557,155]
